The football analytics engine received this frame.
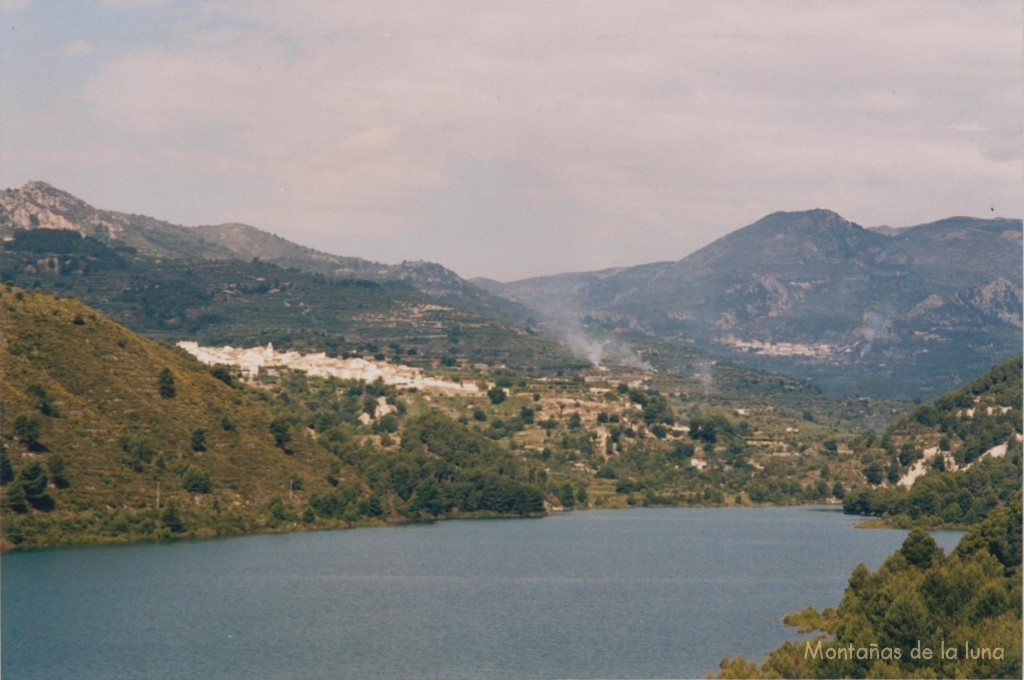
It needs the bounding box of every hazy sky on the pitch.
[1,1,1020,280]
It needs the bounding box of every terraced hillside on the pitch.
[2,287,906,550]
[0,228,578,371]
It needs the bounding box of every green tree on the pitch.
[161,503,185,532]
[209,364,234,386]
[690,414,732,444]
[190,428,207,452]
[26,383,59,417]
[901,528,942,569]
[182,469,212,493]
[487,386,507,405]
[864,462,884,485]
[267,497,291,522]
[157,368,176,399]
[269,417,292,450]
[18,461,48,499]
[558,482,576,508]
[47,453,69,488]
[373,413,399,434]
[6,482,28,513]
[410,478,444,516]
[0,447,13,486]
[17,461,53,510]
[641,394,675,426]
[13,414,43,451]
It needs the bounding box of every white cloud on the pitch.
[63,39,94,58]
[5,0,1021,279]
[946,123,991,133]
[0,0,32,14]
[98,0,171,7]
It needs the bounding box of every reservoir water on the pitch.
[1,506,963,679]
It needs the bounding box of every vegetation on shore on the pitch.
[2,285,904,550]
[716,498,1022,679]
[711,358,1023,678]
[3,191,1019,680]
[4,284,1021,680]
[843,357,1022,528]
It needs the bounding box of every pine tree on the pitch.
[157,368,176,399]
[0,447,14,486]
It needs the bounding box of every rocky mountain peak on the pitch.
[12,180,92,211]
[1,180,121,237]
[750,208,862,233]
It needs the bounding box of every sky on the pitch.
[1,1,1021,281]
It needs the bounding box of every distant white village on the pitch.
[176,341,480,395]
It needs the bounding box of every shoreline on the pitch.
[1,500,899,554]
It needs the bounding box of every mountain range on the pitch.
[0,181,575,371]
[478,209,1022,398]
[2,181,1020,398]
[0,181,522,316]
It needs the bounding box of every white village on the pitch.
[176,341,480,395]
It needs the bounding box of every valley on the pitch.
[3,3,1019,677]
[2,282,1018,553]
[1,182,1020,680]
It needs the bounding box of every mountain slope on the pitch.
[486,210,1022,399]
[719,497,1022,679]
[0,285,350,547]
[0,228,576,370]
[0,180,572,370]
[887,216,1023,289]
[0,181,238,259]
[0,287,562,549]
[0,181,528,319]
[192,222,385,276]
[842,356,1022,527]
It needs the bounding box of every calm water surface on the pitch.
[2,506,963,679]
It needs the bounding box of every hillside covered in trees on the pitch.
[0,287,552,549]
[0,285,900,549]
[3,284,1019,554]
[718,499,1022,679]
[711,358,1024,678]
[843,357,1022,527]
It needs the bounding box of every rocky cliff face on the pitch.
[0,181,241,259]
[1,181,127,238]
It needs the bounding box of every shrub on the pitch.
[182,469,212,493]
[157,368,176,399]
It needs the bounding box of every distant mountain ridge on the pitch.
[480,209,1022,399]
[4,182,1019,398]
[0,180,239,259]
[0,181,577,370]
[0,181,513,314]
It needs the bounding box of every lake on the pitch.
[1,506,964,679]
